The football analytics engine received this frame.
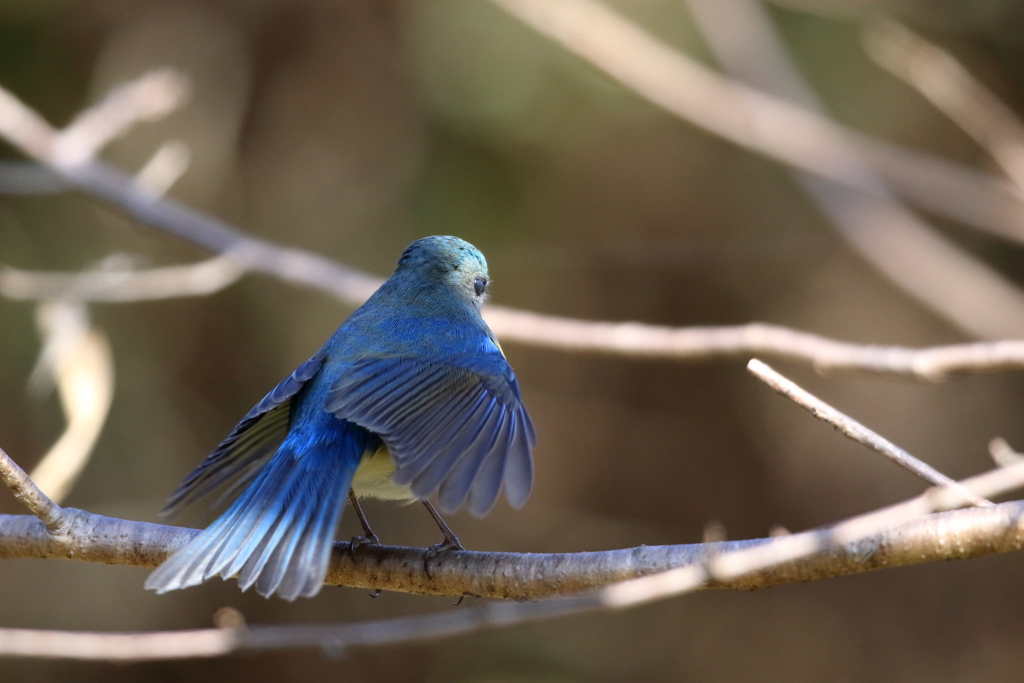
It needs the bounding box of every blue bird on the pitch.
[145,236,535,600]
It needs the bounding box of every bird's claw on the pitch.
[423,535,464,578]
[350,533,381,551]
[425,535,464,559]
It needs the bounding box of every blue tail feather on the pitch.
[146,420,371,601]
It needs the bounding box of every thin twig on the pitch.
[0,256,246,302]
[482,314,1024,379]
[133,139,191,198]
[0,447,64,533]
[864,19,1024,196]
[603,458,1024,604]
[747,359,991,507]
[988,437,1024,467]
[50,69,189,169]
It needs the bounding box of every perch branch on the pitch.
[2,474,1024,660]
[3,425,1024,601]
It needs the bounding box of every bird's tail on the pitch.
[145,425,368,601]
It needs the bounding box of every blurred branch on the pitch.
[49,68,189,169]
[490,0,1024,246]
[747,359,990,506]
[1,255,245,302]
[485,315,1024,379]
[989,437,1024,467]
[0,162,70,194]
[864,19,1024,196]
[498,0,1024,339]
[683,0,1024,339]
[133,139,191,198]
[0,75,1023,376]
[24,302,114,503]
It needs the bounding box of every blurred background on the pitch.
[4,0,1024,680]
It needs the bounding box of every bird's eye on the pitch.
[474,277,487,296]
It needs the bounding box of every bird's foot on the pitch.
[423,532,464,557]
[425,533,464,559]
[423,533,464,578]
[349,532,381,551]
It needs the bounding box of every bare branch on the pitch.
[0,256,245,302]
[747,359,990,506]
[989,437,1024,467]
[681,0,1024,339]
[0,628,237,661]
[50,69,189,169]
[133,139,191,198]
[490,0,1024,244]
[0,447,64,533]
[482,314,1024,379]
[24,302,114,503]
[864,19,1024,196]
[2,495,1023,661]
[1,72,1024,371]
[5,445,1024,600]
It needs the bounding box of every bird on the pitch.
[145,236,535,601]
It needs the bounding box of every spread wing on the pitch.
[325,353,534,517]
[162,356,324,516]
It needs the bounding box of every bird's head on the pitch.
[396,235,491,309]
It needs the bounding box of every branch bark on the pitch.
[1,496,1022,600]
[1,500,1023,660]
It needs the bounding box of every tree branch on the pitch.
[864,19,1024,196]
[1,72,1024,374]
[1,498,1022,660]
[0,256,245,302]
[679,0,1024,339]
[490,0,1024,246]
[747,359,991,506]
[0,447,65,534]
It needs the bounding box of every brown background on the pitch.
[3,0,1024,681]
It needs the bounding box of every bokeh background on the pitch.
[4,0,1024,681]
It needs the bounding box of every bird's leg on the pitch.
[348,490,380,548]
[349,491,384,598]
[422,500,464,556]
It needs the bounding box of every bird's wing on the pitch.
[162,355,325,516]
[325,352,535,517]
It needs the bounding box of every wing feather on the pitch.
[162,355,324,516]
[326,355,533,511]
